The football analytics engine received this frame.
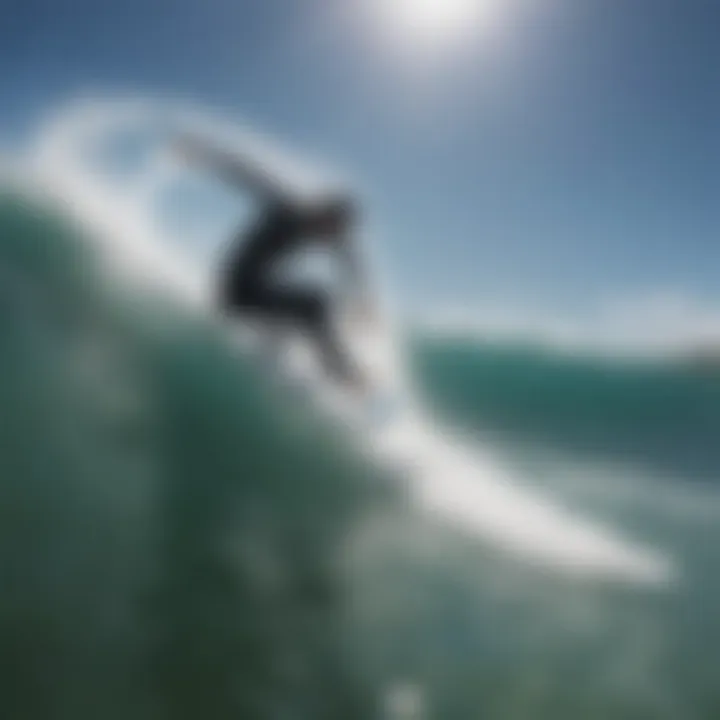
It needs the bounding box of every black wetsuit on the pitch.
[219,202,354,382]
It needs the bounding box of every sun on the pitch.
[374,0,496,51]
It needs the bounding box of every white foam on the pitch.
[419,294,720,361]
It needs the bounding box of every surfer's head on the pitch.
[306,194,357,238]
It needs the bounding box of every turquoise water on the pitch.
[1,190,720,719]
[411,339,720,483]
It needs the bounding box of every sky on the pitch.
[1,0,719,318]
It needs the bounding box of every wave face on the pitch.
[411,338,720,483]
[0,191,384,719]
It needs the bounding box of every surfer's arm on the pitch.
[173,134,293,206]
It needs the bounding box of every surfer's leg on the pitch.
[267,288,362,389]
[309,301,366,391]
[219,272,362,388]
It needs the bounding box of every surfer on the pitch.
[174,134,372,392]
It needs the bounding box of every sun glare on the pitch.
[376,0,496,50]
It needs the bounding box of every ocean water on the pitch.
[2,99,720,719]
[411,339,720,484]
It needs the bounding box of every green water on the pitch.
[1,190,720,719]
[411,338,720,483]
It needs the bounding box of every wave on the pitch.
[0,188,393,718]
[410,337,720,483]
[418,294,720,360]
[0,94,700,718]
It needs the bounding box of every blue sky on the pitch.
[2,0,719,315]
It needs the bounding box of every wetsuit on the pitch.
[218,202,356,384]
[176,133,361,385]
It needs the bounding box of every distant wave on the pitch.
[418,293,720,360]
[410,336,720,483]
